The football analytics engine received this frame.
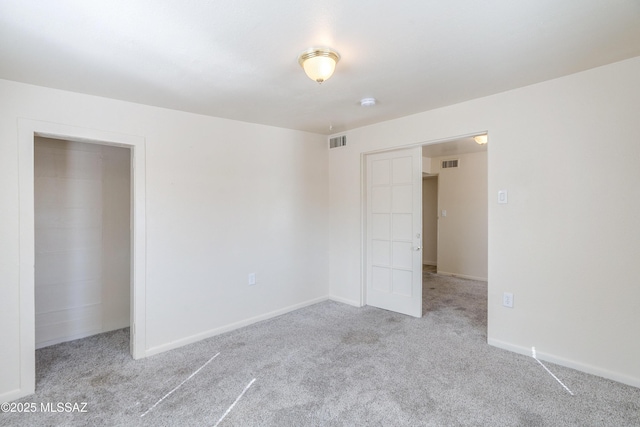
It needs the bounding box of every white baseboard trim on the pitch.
[436,270,487,282]
[328,295,362,307]
[0,388,28,403]
[36,328,103,350]
[145,296,329,357]
[488,338,640,389]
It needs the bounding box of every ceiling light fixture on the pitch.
[298,47,340,84]
[474,134,488,145]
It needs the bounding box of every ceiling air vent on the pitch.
[329,135,346,149]
[441,159,459,169]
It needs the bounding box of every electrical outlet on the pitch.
[248,273,256,286]
[503,292,514,308]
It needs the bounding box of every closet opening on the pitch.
[34,136,132,381]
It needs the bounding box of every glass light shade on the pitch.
[474,134,488,144]
[298,48,340,83]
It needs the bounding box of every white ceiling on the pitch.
[422,137,486,159]
[1,1,639,135]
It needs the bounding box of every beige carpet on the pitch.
[3,273,639,426]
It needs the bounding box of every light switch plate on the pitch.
[498,190,508,204]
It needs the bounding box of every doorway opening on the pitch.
[421,136,488,282]
[34,137,131,351]
[362,134,488,319]
[422,175,438,271]
[16,119,147,399]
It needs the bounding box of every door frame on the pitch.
[359,133,485,308]
[17,119,147,398]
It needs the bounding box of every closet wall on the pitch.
[34,137,131,348]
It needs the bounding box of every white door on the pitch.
[366,147,422,317]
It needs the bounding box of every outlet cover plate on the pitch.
[503,292,514,308]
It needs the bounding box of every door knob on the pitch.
[413,246,422,251]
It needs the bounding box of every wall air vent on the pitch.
[441,159,459,169]
[329,135,346,149]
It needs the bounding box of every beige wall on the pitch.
[2,56,639,399]
[0,79,329,400]
[328,57,640,387]
[34,138,130,348]
[433,151,487,280]
[421,177,438,265]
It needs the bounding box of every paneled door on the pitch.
[366,147,422,317]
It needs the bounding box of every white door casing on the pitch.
[366,147,422,317]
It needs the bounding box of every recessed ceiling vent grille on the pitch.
[441,159,459,169]
[329,135,346,149]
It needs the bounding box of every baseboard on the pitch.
[436,270,487,282]
[145,296,329,357]
[36,328,103,350]
[488,338,640,389]
[328,295,362,307]
[0,388,30,403]
[422,261,437,266]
